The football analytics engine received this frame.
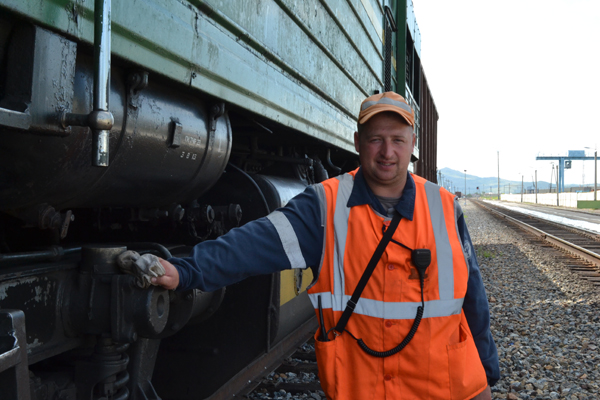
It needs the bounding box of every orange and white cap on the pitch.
[358,91,414,127]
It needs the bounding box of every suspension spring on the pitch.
[92,340,130,400]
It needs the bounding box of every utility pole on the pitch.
[497,151,500,201]
[556,164,560,206]
[464,170,467,206]
[595,150,597,201]
[521,175,524,203]
[535,170,538,204]
[549,164,554,194]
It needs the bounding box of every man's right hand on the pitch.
[152,258,180,290]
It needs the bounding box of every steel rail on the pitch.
[207,316,318,400]
[475,201,600,268]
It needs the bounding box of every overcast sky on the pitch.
[413,0,600,185]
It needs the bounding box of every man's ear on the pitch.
[354,131,360,152]
[412,132,416,148]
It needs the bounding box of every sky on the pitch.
[413,0,600,185]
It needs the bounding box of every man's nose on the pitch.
[380,139,394,158]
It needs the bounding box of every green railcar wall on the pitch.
[0,0,407,154]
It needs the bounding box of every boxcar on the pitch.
[0,0,437,398]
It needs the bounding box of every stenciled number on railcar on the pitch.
[180,151,197,160]
[184,135,201,146]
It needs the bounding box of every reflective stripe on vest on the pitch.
[308,292,463,319]
[307,173,465,320]
[311,183,328,287]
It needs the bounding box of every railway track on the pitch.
[205,317,319,400]
[243,340,324,400]
[473,200,600,287]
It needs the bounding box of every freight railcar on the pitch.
[0,0,437,398]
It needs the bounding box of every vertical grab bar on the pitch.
[92,0,112,167]
[61,0,114,167]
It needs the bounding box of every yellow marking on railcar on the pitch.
[280,268,314,306]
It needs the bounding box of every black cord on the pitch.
[356,305,423,358]
[333,228,430,358]
[350,268,427,358]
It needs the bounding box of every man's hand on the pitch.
[152,258,180,290]
[471,385,491,400]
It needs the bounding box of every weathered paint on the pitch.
[0,275,60,350]
[358,0,384,43]
[0,0,398,155]
[0,277,40,301]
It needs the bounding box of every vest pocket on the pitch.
[314,331,337,400]
[446,322,487,400]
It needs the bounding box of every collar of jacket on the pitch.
[346,168,416,221]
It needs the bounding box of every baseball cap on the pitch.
[358,91,414,127]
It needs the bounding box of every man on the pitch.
[155,92,499,399]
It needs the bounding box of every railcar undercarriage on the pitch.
[0,16,353,399]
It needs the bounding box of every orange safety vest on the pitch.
[307,169,488,400]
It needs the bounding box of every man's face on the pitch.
[354,112,415,197]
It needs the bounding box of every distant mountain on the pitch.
[435,167,585,195]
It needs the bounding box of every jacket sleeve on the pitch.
[458,211,501,387]
[169,185,325,292]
